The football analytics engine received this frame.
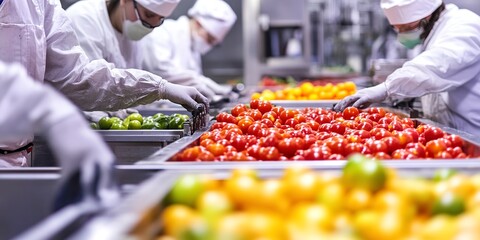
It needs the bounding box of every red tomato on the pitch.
[365,140,388,154]
[435,151,453,159]
[258,147,280,160]
[237,118,255,134]
[388,120,404,131]
[294,114,307,123]
[231,104,248,117]
[402,128,419,143]
[278,138,306,157]
[448,146,464,158]
[328,154,344,160]
[356,121,373,131]
[324,137,348,155]
[402,118,415,128]
[345,143,364,156]
[285,118,300,128]
[438,138,453,148]
[197,151,215,161]
[262,111,278,122]
[445,135,464,148]
[250,99,260,109]
[304,146,332,160]
[314,115,333,125]
[405,142,426,158]
[222,123,240,131]
[378,117,393,125]
[381,137,402,154]
[230,135,247,151]
[424,127,444,142]
[342,107,360,120]
[280,109,299,122]
[207,143,226,156]
[371,128,393,140]
[246,145,261,159]
[271,106,285,116]
[367,107,386,117]
[425,139,448,158]
[247,122,267,136]
[374,152,392,160]
[210,122,228,130]
[330,123,346,134]
[224,145,237,153]
[394,131,413,147]
[366,113,382,122]
[391,149,415,159]
[200,139,215,148]
[257,101,273,114]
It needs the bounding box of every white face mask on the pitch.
[397,27,423,49]
[122,4,153,41]
[192,31,213,55]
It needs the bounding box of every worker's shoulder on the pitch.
[65,0,102,19]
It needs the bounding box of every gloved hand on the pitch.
[107,108,139,119]
[163,82,210,112]
[196,84,216,100]
[334,83,388,111]
[47,113,119,211]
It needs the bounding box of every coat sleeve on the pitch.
[385,17,480,100]
[43,0,166,111]
[0,62,79,139]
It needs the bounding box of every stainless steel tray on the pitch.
[68,166,480,240]
[135,117,480,169]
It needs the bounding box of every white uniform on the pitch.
[66,0,143,69]
[385,4,480,135]
[142,16,206,87]
[0,0,167,166]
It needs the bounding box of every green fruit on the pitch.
[154,121,169,129]
[122,118,130,128]
[141,119,155,129]
[179,114,190,122]
[98,116,112,129]
[90,122,99,130]
[127,113,143,124]
[343,154,387,192]
[110,121,126,130]
[432,193,465,216]
[155,115,170,123]
[152,113,165,121]
[128,120,142,130]
[169,117,186,129]
[166,175,204,207]
[433,169,457,182]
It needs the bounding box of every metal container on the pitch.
[32,109,194,166]
[68,166,480,240]
[134,116,480,169]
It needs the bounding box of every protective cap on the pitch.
[188,0,237,42]
[136,0,181,17]
[381,0,442,25]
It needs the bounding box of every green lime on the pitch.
[127,113,143,124]
[154,121,169,129]
[342,154,387,192]
[432,193,465,216]
[152,113,165,121]
[90,122,99,130]
[98,116,112,129]
[169,117,186,129]
[122,118,130,128]
[141,119,155,129]
[433,169,457,182]
[107,117,122,126]
[166,175,204,207]
[110,121,126,130]
[128,120,142,130]
[179,114,190,122]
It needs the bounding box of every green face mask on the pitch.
[397,27,423,49]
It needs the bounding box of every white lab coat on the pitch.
[141,16,227,93]
[0,0,166,166]
[385,4,480,135]
[66,0,143,69]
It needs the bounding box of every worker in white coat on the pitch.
[0,0,209,167]
[66,0,216,100]
[0,61,118,208]
[141,0,237,96]
[335,0,480,135]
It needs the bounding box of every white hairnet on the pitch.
[381,0,442,25]
[188,0,237,42]
[136,0,180,17]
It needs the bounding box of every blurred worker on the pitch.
[67,0,216,100]
[0,0,208,167]
[335,0,480,135]
[0,61,118,208]
[141,0,237,97]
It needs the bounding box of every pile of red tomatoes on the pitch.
[174,100,469,161]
